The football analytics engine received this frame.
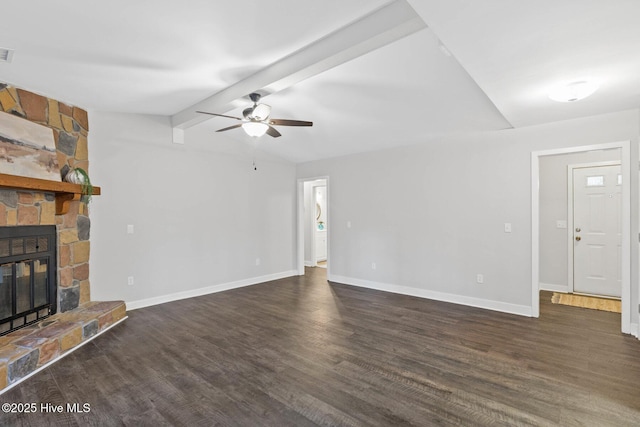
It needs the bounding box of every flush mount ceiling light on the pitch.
[549,81,599,102]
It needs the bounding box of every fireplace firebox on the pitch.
[0,225,57,336]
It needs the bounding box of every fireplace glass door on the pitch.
[0,226,57,335]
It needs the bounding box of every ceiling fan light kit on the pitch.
[242,122,269,137]
[197,92,313,138]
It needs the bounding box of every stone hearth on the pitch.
[0,300,126,390]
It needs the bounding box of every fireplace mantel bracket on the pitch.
[0,173,101,215]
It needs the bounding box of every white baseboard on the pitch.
[126,270,298,310]
[328,274,532,317]
[539,282,569,293]
[631,323,639,339]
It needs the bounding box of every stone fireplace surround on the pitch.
[0,84,126,392]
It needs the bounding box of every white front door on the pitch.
[572,164,621,298]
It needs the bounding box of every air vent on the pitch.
[0,48,14,63]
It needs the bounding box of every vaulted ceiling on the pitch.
[1,0,639,162]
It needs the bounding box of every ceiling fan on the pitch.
[197,93,313,138]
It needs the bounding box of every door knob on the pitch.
[575,236,581,241]
[575,228,581,232]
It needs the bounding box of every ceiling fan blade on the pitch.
[197,111,243,121]
[242,107,254,120]
[216,124,243,132]
[269,118,313,127]
[266,125,281,138]
[252,104,272,121]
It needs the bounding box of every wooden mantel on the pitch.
[0,173,101,215]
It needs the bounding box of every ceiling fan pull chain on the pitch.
[252,144,258,171]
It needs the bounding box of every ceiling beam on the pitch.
[170,0,426,134]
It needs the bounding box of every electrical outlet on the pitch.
[371,262,377,270]
[504,223,512,233]
[476,274,484,284]
[127,224,134,234]
[127,276,134,286]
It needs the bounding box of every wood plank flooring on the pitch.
[2,267,640,426]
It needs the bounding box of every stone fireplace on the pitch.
[0,84,91,311]
[0,84,126,392]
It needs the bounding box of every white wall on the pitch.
[539,149,621,291]
[88,112,297,308]
[297,110,640,324]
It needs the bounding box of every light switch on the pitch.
[127,224,134,234]
[556,220,567,229]
[504,223,512,233]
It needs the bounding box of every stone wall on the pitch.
[0,83,91,312]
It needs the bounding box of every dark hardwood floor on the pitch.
[2,267,640,426]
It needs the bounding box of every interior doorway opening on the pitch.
[532,141,631,334]
[297,177,329,275]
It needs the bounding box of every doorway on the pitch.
[313,184,328,268]
[569,162,621,298]
[531,141,631,334]
[297,177,329,275]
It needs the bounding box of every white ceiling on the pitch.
[1,0,639,163]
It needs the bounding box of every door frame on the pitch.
[297,176,330,276]
[312,184,327,265]
[567,161,622,295]
[531,141,630,334]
